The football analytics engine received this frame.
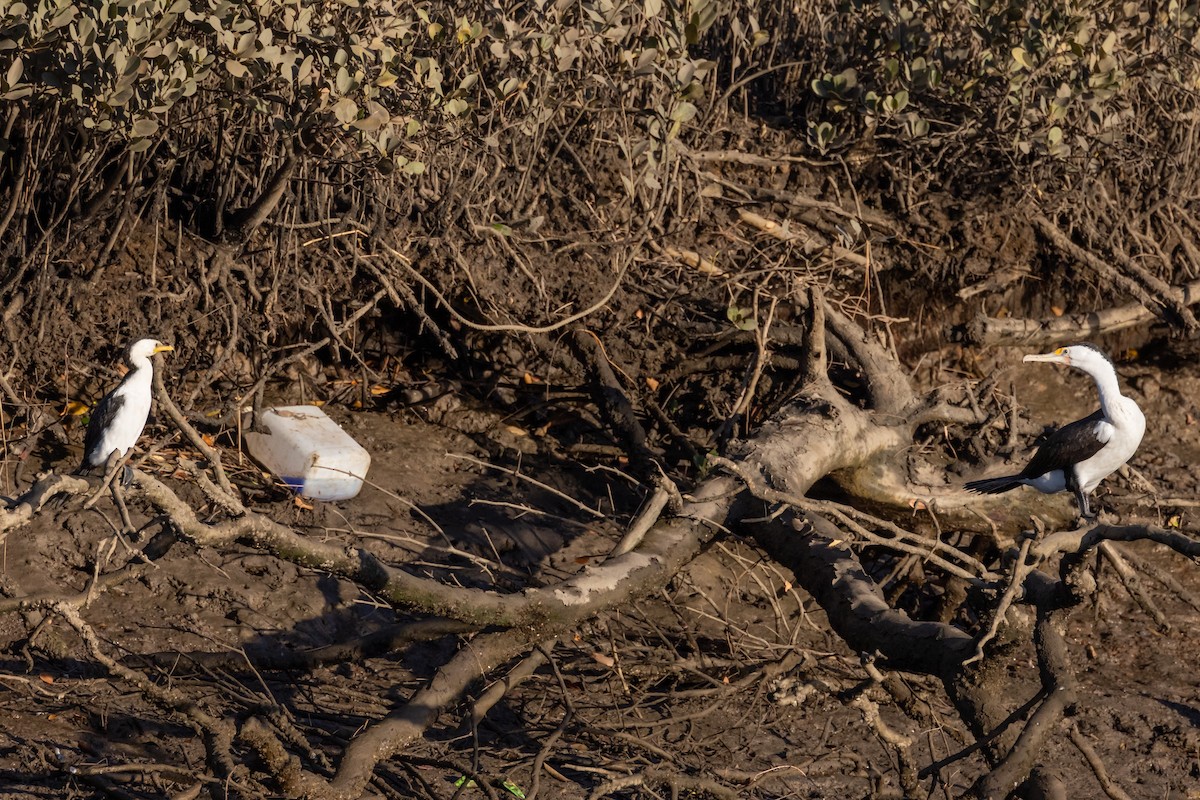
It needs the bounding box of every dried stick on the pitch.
[737,207,872,267]
[131,618,475,672]
[717,294,777,446]
[468,638,557,726]
[448,453,606,519]
[1097,541,1170,630]
[964,536,1035,666]
[1110,544,1200,613]
[609,481,672,557]
[568,327,655,465]
[850,692,924,798]
[1067,721,1133,800]
[41,601,242,788]
[588,770,738,800]
[525,644,575,800]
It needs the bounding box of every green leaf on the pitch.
[726,305,756,331]
[132,118,159,137]
[670,101,697,123]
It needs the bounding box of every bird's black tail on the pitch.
[964,475,1023,495]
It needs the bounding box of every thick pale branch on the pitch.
[1,473,90,534]
[958,276,1200,346]
[135,470,734,629]
[823,303,914,413]
[1035,522,1200,562]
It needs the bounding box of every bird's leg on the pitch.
[1073,486,1096,522]
[82,450,134,513]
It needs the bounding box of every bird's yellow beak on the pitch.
[153,344,175,355]
[1023,347,1069,365]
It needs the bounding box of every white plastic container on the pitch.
[244,405,371,500]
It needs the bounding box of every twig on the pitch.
[376,231,647,334]
[568,327,656,466]
[447,453,606,519]
[964,535,1035,666]
[588,769,739,800]
[849,693,923,799]
[1097,541,1170,631]
[525,643,574,800]
[468,638,557,726]
[717,293,777,446]
[609,481,672,557]
[1067,721,1133,800]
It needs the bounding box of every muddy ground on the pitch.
[0,320,1198,799]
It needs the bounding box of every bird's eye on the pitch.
[1054,347,1065,355]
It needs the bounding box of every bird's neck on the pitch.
[124,357,153,387]
[1087,365,1125,419]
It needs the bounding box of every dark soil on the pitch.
[1,316,1200,798]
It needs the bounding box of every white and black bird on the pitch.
[965,344,1145,519]
[77,338,174,482]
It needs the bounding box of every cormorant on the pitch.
[78,338,175,481]
[965,344,1145,519]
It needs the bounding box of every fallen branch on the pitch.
[134,469,731,629]
[568,327,658,467]
[0,473,90,535]
[1032,214,1199,334]
[956,277,1200,346]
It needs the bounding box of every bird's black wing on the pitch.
[80,390,125,469]
[1018,409,1106,480]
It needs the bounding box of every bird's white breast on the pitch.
[94,369,154,461]
[1075,396,1145,493]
